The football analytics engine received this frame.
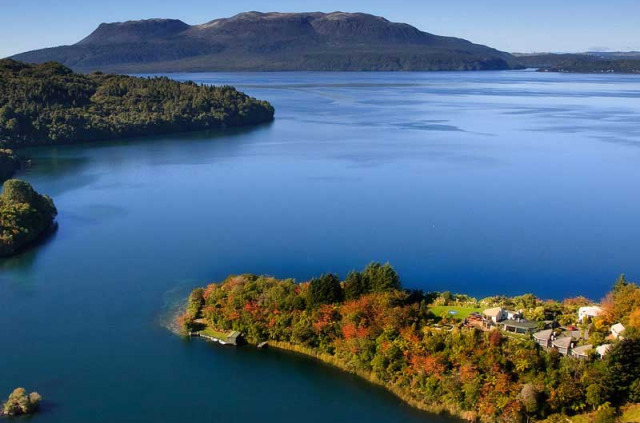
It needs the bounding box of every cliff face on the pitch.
[12,12,520,72]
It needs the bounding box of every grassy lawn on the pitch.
[199,326,229,340]
[621,404,640,423]
[429,306,482,320]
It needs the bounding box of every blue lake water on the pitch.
[1,70,640,422]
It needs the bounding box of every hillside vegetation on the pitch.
[0,59,274,148]
[180,263,640,423]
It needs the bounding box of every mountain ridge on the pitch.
[11,11,521,72]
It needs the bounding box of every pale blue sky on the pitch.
[2,0,639,58]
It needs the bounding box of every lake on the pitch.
[1,70,640,422]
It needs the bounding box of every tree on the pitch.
[2,387,41,416]
[520,383,540,423]
[613,274,628,293]
[363,262,401,293]
[586,384,605,410]
[605,336,640,404]
[309,274,343,307]
[344,271,368,300]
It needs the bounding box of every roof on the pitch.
[611,323,625,333]
[596,344,612,356]
[570,330,583,340]
[578,306,602,316]
[571,344,593,356]
[533,329,553,340]
[552,336,572,349]
[483,307,503,317]
[502,319,538,329]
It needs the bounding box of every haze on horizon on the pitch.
[1,0,639,59]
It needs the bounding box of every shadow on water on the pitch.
[11,123,273,197]
[183,335,461,423]
[0,224,59,274]
[15,122,274,171]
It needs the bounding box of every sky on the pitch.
[1,0,640,58]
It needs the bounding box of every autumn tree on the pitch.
[2,388,41,416]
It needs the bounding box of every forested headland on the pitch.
[0,59,274,148]
[0,179,57,257]
[180,263,640,423]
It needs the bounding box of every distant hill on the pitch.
[540,59,640,74]
[513,53,594,69]
[513,51,640,72]
[514,53,640,74]
[11,12,521,73]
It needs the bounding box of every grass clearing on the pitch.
[429,306,482,320]
[621,403,640,423]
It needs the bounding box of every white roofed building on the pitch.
[578,306,602,322]
[611,323,626,339]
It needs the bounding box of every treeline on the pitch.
[0,179,57,257]
[540,59,640,74]
[0,59,275,147]
[180,263,640,423]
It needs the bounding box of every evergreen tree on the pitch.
[309,273,343,306]
[605,336,640,403]
[363,262,401,293]
[344,271,369,300]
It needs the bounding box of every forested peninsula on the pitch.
[0,179,57,257]
[0,59,274,148]
[180,263,640,423]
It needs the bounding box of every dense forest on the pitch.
[180,263,640,423]
[0,179,57,256]
[0,59,274,147]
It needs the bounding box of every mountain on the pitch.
[11,12,520,72]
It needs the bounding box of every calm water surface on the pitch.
[2,70,640,422]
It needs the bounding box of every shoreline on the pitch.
[258,340,470,422]
[188,329,468,420]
